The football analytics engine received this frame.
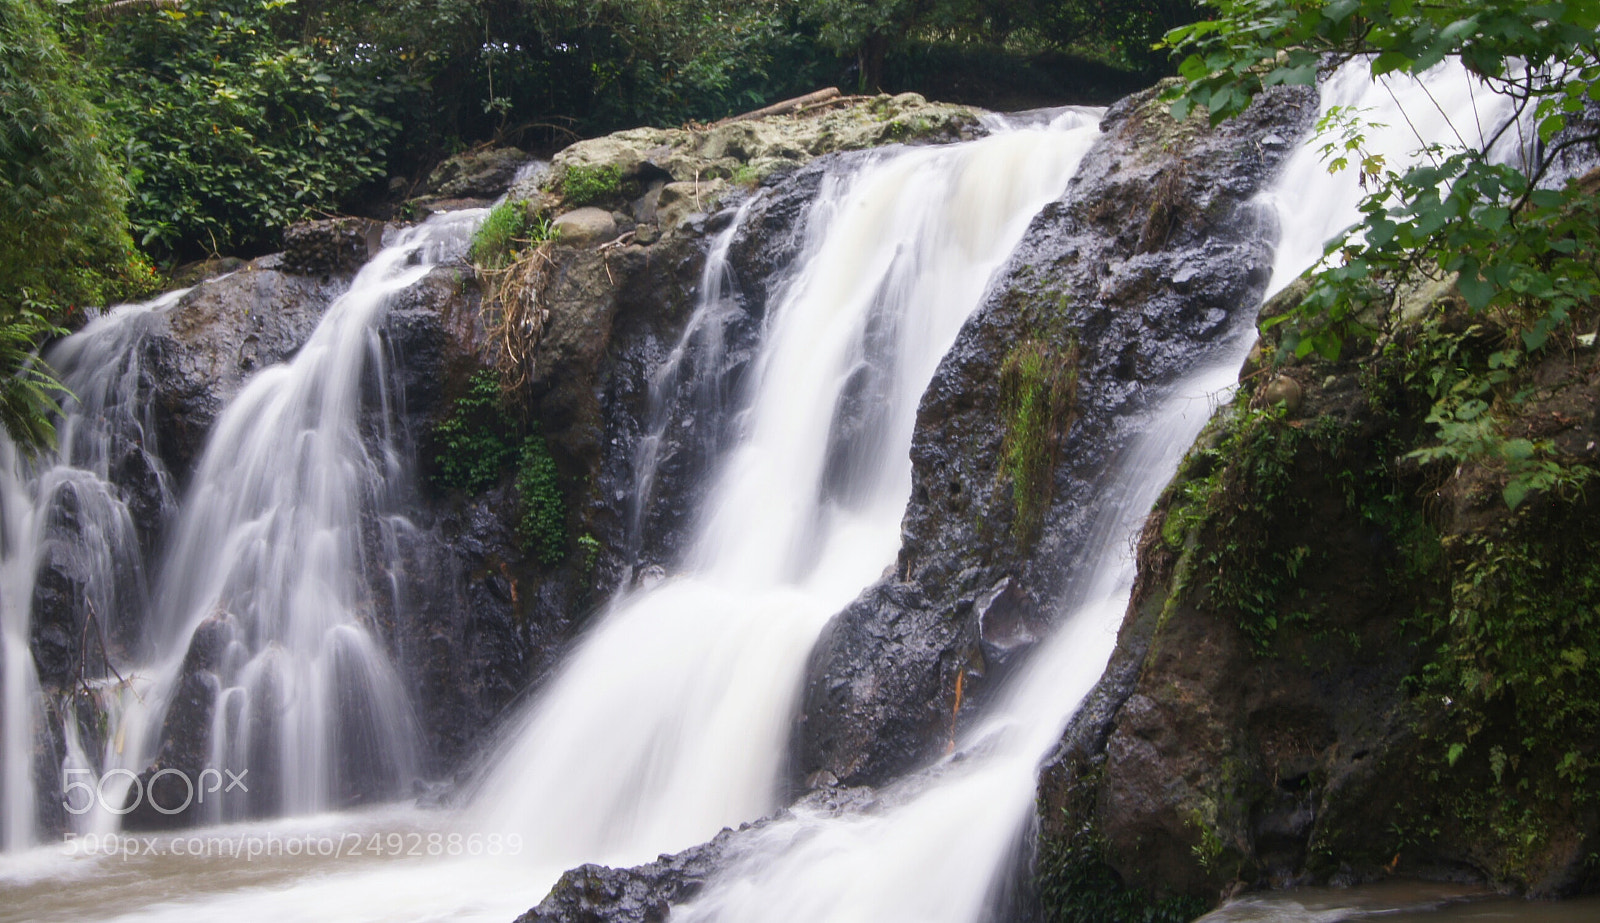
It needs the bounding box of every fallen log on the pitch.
[713,88,842,126]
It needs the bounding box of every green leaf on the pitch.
[1458,273,1495,310]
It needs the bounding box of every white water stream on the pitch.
[0,287,189,851]
[0,60,1539,923]
[669,59,1529,923]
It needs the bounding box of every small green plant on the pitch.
[576,532,601,577]
[515,433,566,565]
[560,164,624,207]
[729,162,764,187]
[430,371,514,492]
[470,200,556,271]
[470,200,530,269]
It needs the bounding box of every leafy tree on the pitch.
[83,0,401,257]
[1,0,148,451]
[1163,1,1600,436]
[0,0,146,308]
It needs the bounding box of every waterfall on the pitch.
[0,289,186,850]
[672,60,1527,923]
[92,211,483,823]
[468,114,1103,866]
[0,61,1535,923]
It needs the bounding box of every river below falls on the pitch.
[2,813,1595,923]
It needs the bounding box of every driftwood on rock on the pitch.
[86,0,182,19]
[714,88,842,126]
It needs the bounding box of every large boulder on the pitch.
[519,93,983,235]
[423,146,534,199]
[281,218,383,276]
[1034,274,1600,908]
[142,261,345,478]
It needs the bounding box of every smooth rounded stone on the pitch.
[1262,374,1304,413]
[553,207,619,248]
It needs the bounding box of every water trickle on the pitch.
[0,288,188,850]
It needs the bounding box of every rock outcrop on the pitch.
[142,261,346,477]
[1034,271,1600,911]
[516,786,877,923]
[792,84,1316,790]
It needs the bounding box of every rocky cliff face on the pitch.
[1033,273,1600,915]
[514,85,1318,922]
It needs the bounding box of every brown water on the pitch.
[1197,881,1600,923]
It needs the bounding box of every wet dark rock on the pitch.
[124,613,237,831]
[281,218,384,276]
[794,85,1317,789]
[516,831,740,923]
[423,146,532,199]
[143,264,346,478]
[517,787,877,923]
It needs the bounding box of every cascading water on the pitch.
[0,289,187,851]
[469,113,1103,865]
[0,61,1536,923]
[92,211,484,824]
[671,60,1529,923]
[0,110,1106,923]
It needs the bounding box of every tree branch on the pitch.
[86,0,183,22]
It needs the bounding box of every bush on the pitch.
[88,0,400,258]
[560,164,624,207]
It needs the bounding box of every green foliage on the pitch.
[429,370,568,566]
[1174,402,1322,651]
[0,0,149,311]
[515,433,565,565]
[430,370,515,493]
[804,0,1198,87]
[1426,524,1600,795]
[0,302,69,454]
[0,0,155,452]
[576,532,601,576]
[1036,826,1209,923]
[85,0,400,257]
[560,164,624,207]
[1162,0,1600,126]
[998,338,1078,543]
[470,199,555,270]
[1162,0,1600,511]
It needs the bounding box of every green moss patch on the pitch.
[999,338,1079,543]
